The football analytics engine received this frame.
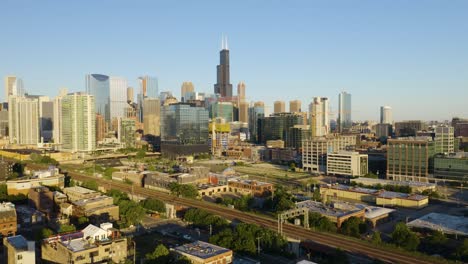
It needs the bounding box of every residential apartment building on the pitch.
[174,241,233,264]
[0,202,17,237]
[4,235,35,264]
[42,224,127,264]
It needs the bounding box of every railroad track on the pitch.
[64,170,434,264]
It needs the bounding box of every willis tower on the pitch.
[214,36,233,98]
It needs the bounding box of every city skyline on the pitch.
[1,1,468,121]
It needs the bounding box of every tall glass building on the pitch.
[161,103,209,145]
[109,76,128,120]
[137,75,158,122]
[248,101,265,143]
[86,74,110,121]
[338,91,352,132]
[210,102,234,122]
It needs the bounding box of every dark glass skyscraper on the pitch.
[214,36,233,98]
[86,74,110,121]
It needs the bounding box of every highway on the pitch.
[61,169,435,264]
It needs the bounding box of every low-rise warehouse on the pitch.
[320,184,428,208]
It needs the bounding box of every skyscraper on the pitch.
[214,36,233,98]
[289,100,301,112]
[309,97,329,137]
[4,76,16,101]
[85,74,110,121]
[52,89,68,145]
[109,76,128,121]
[274,101,286,113]
[61,92,95,152]
[8,96,40,145]
[238,101,249,123]
[249,101,265,143]
[338,91,352,132]
[181,82,195,102]
[237,81,246,101]
[161,103,209,144]
[380,106,392,124]
[127,87,134,103]
[137,75,158,122]
[143,98,161,137]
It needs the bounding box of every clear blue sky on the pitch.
[1,0,467,121]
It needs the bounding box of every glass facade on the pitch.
[338,91,351,132]
[434,154,468,181]
[86,74,110,121]
[161,103,209,145]
[248,103,265,143]
[259,113,304,143]
[210,102,234,122]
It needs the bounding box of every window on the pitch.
[17,254,22,260]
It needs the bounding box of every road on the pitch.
[61,169,436,264]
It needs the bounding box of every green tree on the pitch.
[340,217,364,238]
[169,183,198,198]
[119,200,146,227]
[145,244,170,264]
[363,172,378,179]
[455,239,468,262]
[107,189,129,204]
[391,222,420,251]
[59,224,76,233]
[136,149,146,160]
[309,212,337,232]
[141,198,166,213]
[371,231,382,245]
[81,180,98,191]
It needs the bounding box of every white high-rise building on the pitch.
[380,106,392,124]
[53,89,68,145]
[8,96,40,145]
[338,91,352,132]
[143,98,161,137]
[109,77,128,121]
[60,93,95,152]
[4,76,17,101]
[309,97,329,137]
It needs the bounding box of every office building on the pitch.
[327,151,368,177]
[434,126,455,154]
[95,113,106,143]
[4,76,17,101]
[138,75,158,98]
[28,186,54,217]
[174,241,233,264]
[452,117,468,137]
[302,135,357,173]
[109,76,128,120]
[338,91,352,132]
[433,152,468,182]
[394,120,427,137]
[248,101,265,143]
[387,137,435,182]
[4,235,35,264]
[286,125,310,151]
[309,97,329,137]
[42,224,127,264]
[375,123,392,139]
[214,36,233,98]
[0,202,17,237]
[181,81,195,102]
[237,81,246,101]
[63,186,100,202]
[118,118,136,148]
[8,96,40,145]
[208,120,230,155]
[290,100,301,112]
[210,102,234,122]
[40,100,54,142]
[238,101,249,123]
[274,100,286,113]
[143,98,160,137]
[258,112,304,143]
[380,106,392,124]
[161,103,209,145]
[86,74,110,121]
[61,93,96,152]
[127,87,134,103]
[0,109,8,138]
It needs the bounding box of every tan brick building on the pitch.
[0,202,17,237]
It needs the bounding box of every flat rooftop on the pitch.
[378,191,427,201]
[64,186,99,195]
[73,195,113,207]
[352,177,436,188]
[175,241,231,259]
[323,184,428,201]
[228,178,272,186]
[6,235,28,250]
[296,200,364,218]
[407,213,468,236]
